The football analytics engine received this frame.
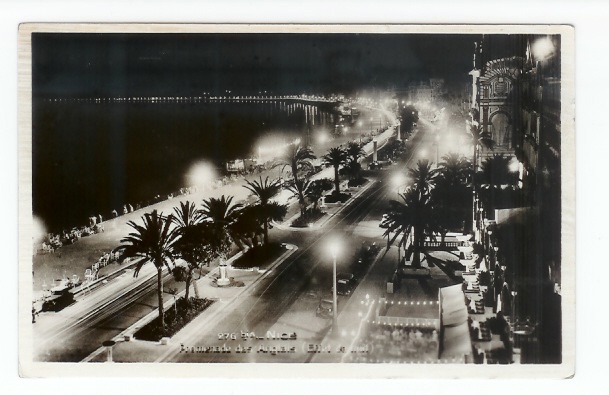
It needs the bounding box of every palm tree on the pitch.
[173,222,231,300]
[285,177,311,215]
[323,146,347,195]
[171,201,201,300]
[479,154,518,187]
[115,210,178,333]
[276,144,316,181]
[408,159,438,195]
[275,144,316,212]
[232,205,264,249]
[243,177,287,245]
[200,195,243,239]
[345,142,365,182]
[438,152,471,187]
[433,153,472,238]
[383,188,436,268]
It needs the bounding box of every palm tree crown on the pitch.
[323,146,348,194]
[408,159,438,195]
[172,200,203,230]
[276,144,316,181]
[200,195,243,230]
[243,177,286,245]
[383,188,436,268]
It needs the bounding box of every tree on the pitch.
[171,201,202,300]
[115,210,178,333]
[479,154,518,187]
[243,177,287,245]
[345,142,366,182]
[306,178,334,210]
[323,146,347,195]
[232,205,264,249]
[285,177,311,215]
[173,222,231,300]
[200,195,243,241]
[408,159,438,195]
[433,153,472,239]
[438,152,471,187]
[276,144,316,182]
[382,188,436,268]
[275,145,316,214]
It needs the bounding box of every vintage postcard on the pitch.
[18,24,574,378]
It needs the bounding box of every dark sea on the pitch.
[32,99,338,233]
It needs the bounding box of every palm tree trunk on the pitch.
[263,221,269,245]
[184,268,192,301]
[334,166,340,194]
[193,275,200,298]
[157,267,165,334]
[412,226,422,268]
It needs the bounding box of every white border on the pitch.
[17,22,575,380]
[1,0,604,393]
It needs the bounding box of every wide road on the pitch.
[164,121,438,363]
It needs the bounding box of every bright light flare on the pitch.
[532,36,555,61]
[185,161,216,188]
[508,157,520,173]
[391,173,407,188]
[419,148,428,158]
[327,238,342,259]
[32,216,47,243]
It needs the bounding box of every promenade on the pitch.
[32,106,398,300]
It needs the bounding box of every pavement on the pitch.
[32,105,396,296]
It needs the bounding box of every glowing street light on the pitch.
[185,161,216,189]
[532,36,555,62]
[391,173,408,195]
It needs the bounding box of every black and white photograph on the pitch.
[17,24,574,378]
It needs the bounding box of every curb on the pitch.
[80,243,298,363]
[153,243,299,362]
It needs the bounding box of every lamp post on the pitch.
[434,134,440,165]
[511,290,518,327]
[328,241,341,333]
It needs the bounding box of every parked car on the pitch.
[316,298,334,319]
[368,161,383,170]
[336,272,356,296]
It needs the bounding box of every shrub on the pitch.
[324,191,350,204]
[292,207,325,227]
[134,297,213,341]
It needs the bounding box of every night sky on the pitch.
[32,33,488,97]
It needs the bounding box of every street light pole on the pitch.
[331,251,338,332]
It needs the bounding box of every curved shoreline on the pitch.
[32,104,396,296]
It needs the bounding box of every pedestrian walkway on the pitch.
[32,107,397,299]
[82,244,298,363]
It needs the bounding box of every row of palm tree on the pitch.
[382,155,473,268]
[382,145,520,270]
[279,141,366,214]
[114,175,288,334]
[114,140,370,334]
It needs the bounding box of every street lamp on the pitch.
[391,173,407,196]
[328,240,341,333]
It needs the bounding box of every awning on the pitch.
[439,284,472,358]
